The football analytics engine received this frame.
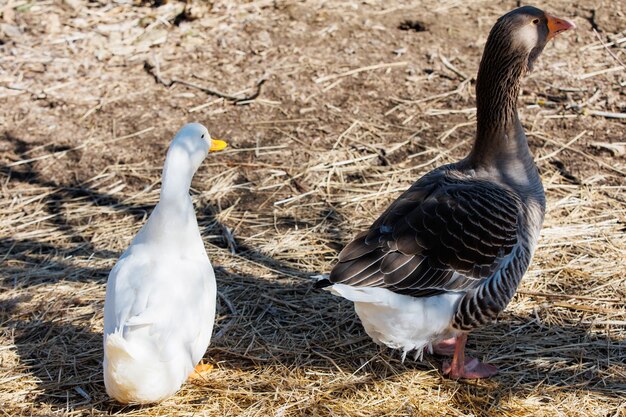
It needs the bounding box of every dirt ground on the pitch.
[1,0,625,416]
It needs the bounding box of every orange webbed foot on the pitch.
[188,362,214,382]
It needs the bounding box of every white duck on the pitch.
[103,123,227,403]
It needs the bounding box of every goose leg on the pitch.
[442,333,498,379]
[432,336,457,356]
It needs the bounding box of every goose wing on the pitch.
[328,170,522,296]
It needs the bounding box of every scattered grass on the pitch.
[1,1,624,416]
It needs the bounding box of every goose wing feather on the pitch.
[329,169,521,296]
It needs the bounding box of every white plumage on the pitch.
[329,284,461,360]
[103,123,227,404]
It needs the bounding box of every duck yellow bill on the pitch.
[210,139,228,152]
[546,14,576,40]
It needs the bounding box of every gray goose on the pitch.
[316,6,575,379]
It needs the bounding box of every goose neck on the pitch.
[470,40,530,164]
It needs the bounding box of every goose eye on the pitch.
[532,18,539,24]
[201,134,205,139]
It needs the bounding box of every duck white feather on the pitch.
[103,123,227,404]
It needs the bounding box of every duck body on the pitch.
[103,123,227,403]
[318,6,573,378]
[103,200,216,404]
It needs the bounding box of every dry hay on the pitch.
[0,0,625,416]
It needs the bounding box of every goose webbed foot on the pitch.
[440,333,498,379]
[443,357,498,379]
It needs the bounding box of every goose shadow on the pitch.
[201,260,626,415]
[214,272,625,371]
[205,267,626,413]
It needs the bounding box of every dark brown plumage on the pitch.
[318,6,575,379]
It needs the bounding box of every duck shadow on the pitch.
[6,308,160,414]
[11,319,105,408]
[3,268,322,412]
[1,289,106,409]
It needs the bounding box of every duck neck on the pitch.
[155,147,198,237]
[470,38,531,166]
[160,146,195,204]
[143,147,202,251]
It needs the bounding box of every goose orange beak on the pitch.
[546,14,576,40]
[210,139,228,152]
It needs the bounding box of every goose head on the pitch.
[471,7,574,165]
[489,6,576,72]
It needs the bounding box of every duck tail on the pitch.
[103,332,180,404]
[103,332,137,403]
[104,332,133,361]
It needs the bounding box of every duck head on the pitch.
[160,123,228,199]
[170,123,228,172]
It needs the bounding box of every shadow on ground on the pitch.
[3,134,624,415]
[6,263,624,415]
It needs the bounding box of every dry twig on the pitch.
[144,61,266,104]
